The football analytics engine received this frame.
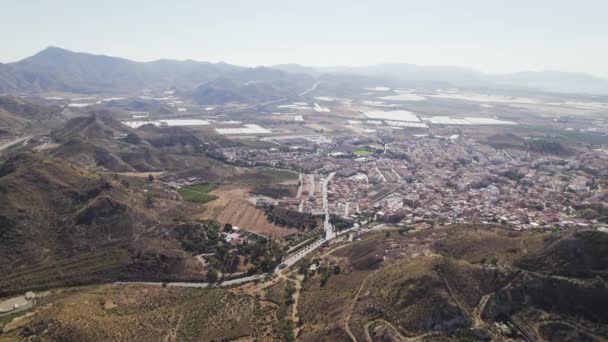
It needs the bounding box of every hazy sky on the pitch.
[1,0,607,77]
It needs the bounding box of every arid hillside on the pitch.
[296,225,608,341]
[0,152,161,295]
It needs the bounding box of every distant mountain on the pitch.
[2,47,608,97]
[322,63,489,88]
[192,67,314,105]
[277,63,608,95]
[0,47,242,94]
[492,71,608,95]
[272,64,322,76]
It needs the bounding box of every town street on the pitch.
[322,172,336,240]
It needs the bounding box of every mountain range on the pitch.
[1,47,608,97]
[0,47,242,94]
[276,63,608,95]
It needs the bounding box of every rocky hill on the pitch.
[0,96,69,129]
[47,113,233,173]
[297,225,608,341]
[516,230,608,279]
[0,153,138,293]
[0,151,218,296]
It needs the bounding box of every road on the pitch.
[374,164,387,183]
[322,172,336,240]
[309,174,315,195]
[0,295,34,318]
[439,270,472,326]
[0,136,31,153]
[296,173,304,199]
[120,234,330,289]
[296,173,305,212]
[116,274,264,289]
[299,82,321,96]
[344,269,382,341]
[279,239,325,270]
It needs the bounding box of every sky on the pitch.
[1,0,607,77]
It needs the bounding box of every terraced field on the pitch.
[217,201,298,238]
[177,183,218,203]
[198,187,298,238]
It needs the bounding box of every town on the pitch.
[212,132,608,233]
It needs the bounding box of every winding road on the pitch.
[299,82,321,96]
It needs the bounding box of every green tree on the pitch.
[333,265,341,275]
[320,272,330,287]
[207,268,219,283]
[223,223,233,232]
[298,260,311,276]
[145,193,154,208]
[120,179,130,189]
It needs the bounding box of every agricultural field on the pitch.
[177,183,218,203]
[252,184,298,199]
[217,201,298,238]
[230,167,299,186]
[352,149,373,157]
[363,109,421,122]
[198,186,298,238]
